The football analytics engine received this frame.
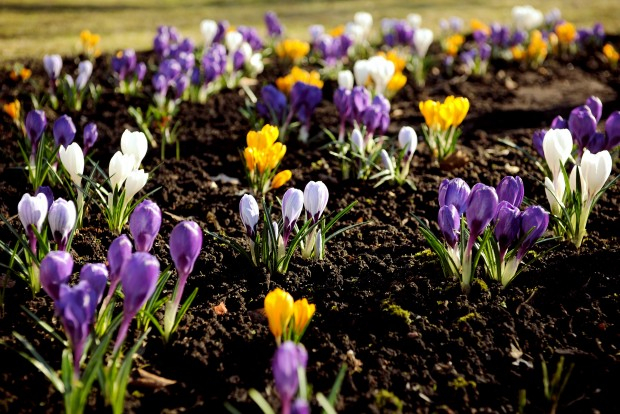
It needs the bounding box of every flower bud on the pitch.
[605,111,620,149]
[265,11,284,38]
[550,115,568,130]
[257,85,287,123]
[367,55,395,95]
[43,54,62,81]
[282,188,304,245]
[82,122,98,154]
[379,149,394,175]
[353,59,371,87]
[303,181,329,223]
[25,110,47,147]
[585,96,603,123]
[568,105,597,150]
[108,234,133,285]
[532,129,547,158]
[580,149,612,200]
[272,341,308,403]
[170,221,203,278]
[239,194,260,240]
[413,28,434,57]
[542,129,573,179]
[53,115,77,148]
[48,198,76,251]
[35,186,54,212]
[271,170,292,189]
[466,183,498,240]
[80,263,108,305]
[109,151,135,191]
[40,251,73,301]
[120,129,148,169]
[517,206,549,261]
[338,70,354,90]
[129,200,162,252]
[120,252,160,318]
[265,288,294,340]
[18,193,48,235]
[496,176,524,208]
[333,88,352,121]
[494,201,522,257]
[350,128,364,154]
[125,169,149,202]
[398,126,418,162]
[351,86,371,123]
[200,19,218,46]
[438,204,460,248]
[438,178,471,215]
[292,298,315,337]
[58,142,85,187]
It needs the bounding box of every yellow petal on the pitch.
[271,170,292,189]
[264,288,294,340]
[292,298,316,336]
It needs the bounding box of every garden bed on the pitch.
[1,46,619,413]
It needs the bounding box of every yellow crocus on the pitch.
[20,68,32,81]
[419,100,440,129]
[271,170,292,189]
[445,34,465,57]
[276,39,310,60]
[329,25,345,37]
[603,43,619,67]
[247,124,279,150]
[264,288,294,342]
[292,298,316,337]
[470,19,491,36]
[555,22,577,44]
[451,97,470,126]
[276,66,324,94]
[3,100,20,121]
[527,30,548,61]
[511,46,525,61]
[438,100,454,130]
[387,71,407,94]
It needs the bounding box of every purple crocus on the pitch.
[82,122,98,155]
[17,192,48,255]
[35,186,54,211]
[112,49,137,81]
[281,188,304,246]
[290,82,322,142]
[43,55,62,82]
[48,198,76,251]
[438,204,460,248]
[56,280,96,375]
[291,399,310,414]
[351,86,371,124]
[265,11,284,38]
[238,26,263,50]
[587,132,607,154]
[466,184,498,244]
[169,220,202,310]
[79,263,108,306]
[605,111,620,150]
[550,115,568,130]
[516,206,549,261]
[53,115,77,148]
[40,251,73,302]
[257,85,288,124]
[115,252,160,352]
[438,178,471,214]
[568,105,597,151]
[129,200,162,252]
[496,176,524,208]
[272,341,308,414]
[100,234,133,311]
[25,110,47,151]
[202,44,227,84]
[532,129,547,158]
[586,96,603,123]
[494,201,522,261]
[239,194,260,240]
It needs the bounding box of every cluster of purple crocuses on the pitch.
[436,176,548,290]
[111,49,147,93]
[533,96,620,158]
[36,199,202,376]
[309,28,353,67]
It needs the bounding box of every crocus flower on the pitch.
[115,252,160,352]
[200,20,218,46]
[257,85,288,124]
[568,105,597,151]
[334,88,352,140]
[580,149,612,201]
[18,193,48,254]
[25,110,47,148]
[53,115,77,148]
[532,129,547,158]
[101,234,133,311]
[438,204,460,248]
[413,28,434,57]
[351,86,371,124]
[58,142,84,188]
[338,70,354,90]
[108,151,135,191]
[169,221,203,309]
[124,169,149,206]
[282,188,304,246]
[550,115,568,130]
[291,399,310,414]
[379,149,395,176]
[273,341,308,413]
[438,178,471,214]
[605,111,620,149]
[43,54,62,81]
[466,184,498,242]
[350,129,364,154]
[265,11,284,38]
[56,281,96,375]
[586,96,603,123]
[398,126,418,163]
[496,176,524,208]
[75,61,93,91]
[367,55,395,96]
[239,194,260,240]
[292,298,315,340]
[82,122,98,155]
[290,82,322,142]
[543,129,573,180]
[265,288,294,342]
[79,263,108,305]
[303,181,329,223]
[494,201,522,260]
[516,206,548,261]
[40,251,73,301]
[48,198,76,251]
[129,200,162,252]
[36,186,54,211]
[120,129,148,169]
[512,5,543,31]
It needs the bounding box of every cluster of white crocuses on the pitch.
[542,129,613,247]
[237,181,331,274]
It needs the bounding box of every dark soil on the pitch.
[1,44,619,414]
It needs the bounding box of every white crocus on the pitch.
[338,70,354,90]
[225,31,243,53]
[350,129,365,155]
[406,13,422,29]
[58,142,85,187]
[368,56,395,96]
[239,42,253,62]
[109,151,135,191]
[124,169,149,207]
[353,59,371,87]
[413,28,434,58]
[18,193,48,234]
[354,11,373,38]
[580,149,612,201]
[398,126,418,162]
[120,129,147,169]
[345,23,365,44]
[380,149,395,176]
[200,19,218,47]
[249,53,264,75]
[512,5,544,31]
[569,165,588,207]
[544,176,565,216]
[542,129,573,180]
